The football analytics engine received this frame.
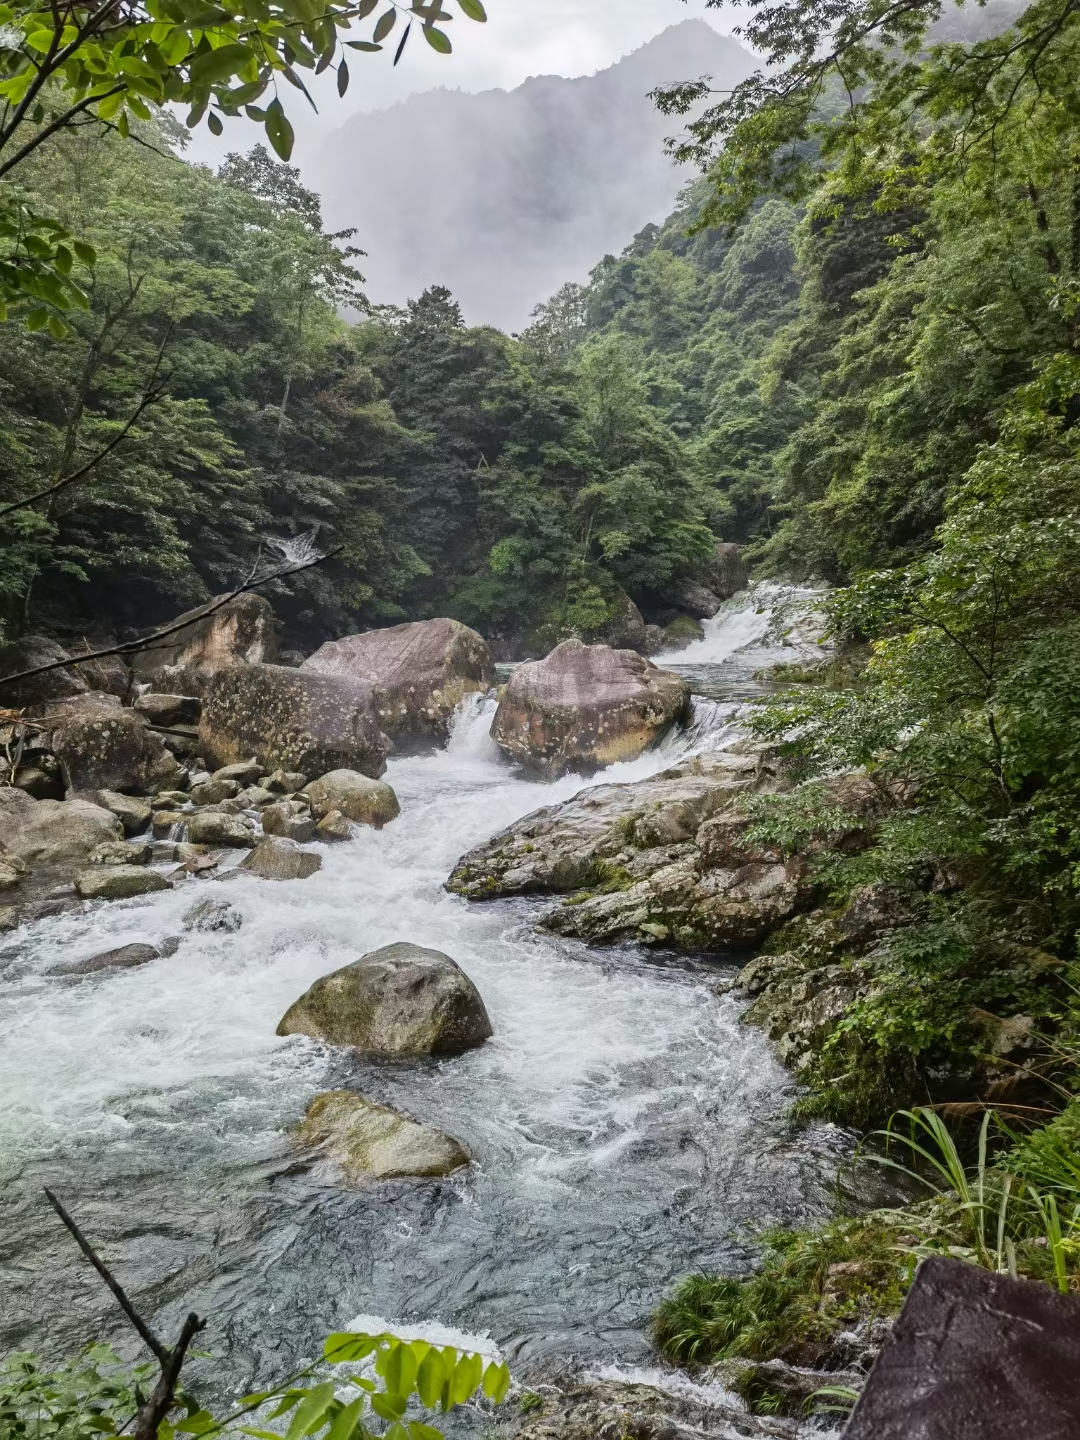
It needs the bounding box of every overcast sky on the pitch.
[184,0,746,172]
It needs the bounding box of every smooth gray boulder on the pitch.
[261,800,317,843]
[49,697,182,796]
[133,693,201,727]
[74,866,170,900]
[492,638,689,778]
[200,664,389,779]
[185,811,254,847]
[297,1090,470,1181]
[1,790,123,867]
[239,835,321,880]
[303,769,399,829]
[87,839,152,866]
[190,777,241,806]
[277,942,492,1056]
[301,617,494,745]
[316,810,352,842]
[95,789,152,835]
[59,942,160,976]
[183,896,242,932]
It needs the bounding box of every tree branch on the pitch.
[0,547,339,690]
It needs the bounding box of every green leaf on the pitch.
[336,58,349,95]
[457,0,485,18]
[207,108,223,134]
[422,24,451,53]
[285,1382,336,1440]
[415,1350,445,1409]
[381,1343,418,1398]
[449,1353,481,1405]
[482,1362,510,1403]
[357,0,379,14]
[174,1411,217,1434]
[264,98,295,160]
[393,22,410,64]
[189,42,252,86]
[406,1425,443,1440]
[345,39,381,50]
[323,1395,366,1440]
[324,1334,378,1364]
[73,241,97,266]
[53,245,72,275]
[370,1392,407,1422]
[373,8,396,42]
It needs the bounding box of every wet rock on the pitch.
[265,768,307,794]
[0,846,26,890]
[491,639,689,778]
[95,789,152,835]
[47,697,182,797]
[152,810,187,839]
[190,776,241,806]
[278,648,305,668]
[88,840,152,866]
[738,952,872,1073]
[316,809,353,842]
[297,1090,470,1181]
[670,578,723,620]
[640,623,666,656]
[185,811,254,848]
[58,942,160,976]
[1,790,123,867]
[200,664,390,779]
[277,941,492,1057]
[303,769,399,829]
[151,789,190,809]
[301,616,494,745]
[261,800,317,843]
[133,693,201,727]
[592,590,646,651]
[183,895,242,932]
[705,541,750,600]
[513,1376,795,1440]
[0,634,88,708]
[211,759,265,785]
[236,785,275,809]
[130,591,279,696]
[74,866,170,900]
[448,751,761,899]
[239,835,321,880]
[659,614,705,651]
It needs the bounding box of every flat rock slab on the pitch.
[74,866,170,900]
[844,1256,1080,1439]
[298,1090,469,1181]
[57,942,160,976]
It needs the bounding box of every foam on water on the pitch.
[0,592,853,1399]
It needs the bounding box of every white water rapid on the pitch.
[0,590,854,1407]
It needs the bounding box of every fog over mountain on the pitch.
[306,20,756,331]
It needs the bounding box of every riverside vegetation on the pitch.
[4,0,1080,1428]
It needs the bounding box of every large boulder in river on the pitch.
[0,788,123,867]
[0,634,88,708]
[303,769,399,829]
[200,664,389,779]
[297,1090,470,1181]
[491,639,689,778]
[130,592,278,696]
[48,696,182,796]
[301,617,495,745]
[704,542,748,600]
[276,941,492,1057]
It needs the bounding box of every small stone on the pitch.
[182,896,242,932]
[211,759,265,786]
[181,852,220,874]
[59,942,160,976]
[152,810,187,839]
[303,769,400,829]
[159,935,182,956]
[188,771,212,788]
[0,861,23,890]
[153,789,191,809]
[236,785,275,809]
[316,809,353,842]
[74,866,171,900]
[239,835,322,881]
[264,769,308,794]
[261,800,317,843]
[185,811,254,848]
[190,777,241,806]
[88,840,152,866]
[96,789,152,835]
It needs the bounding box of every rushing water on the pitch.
[0,589,856,1405]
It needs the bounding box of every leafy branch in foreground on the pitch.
[31,1188,511,1440]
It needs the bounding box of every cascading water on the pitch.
[0,590,855,1411]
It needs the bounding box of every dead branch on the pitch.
[44,1188,206,1440]
[0,547,340,691]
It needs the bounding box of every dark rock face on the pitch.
[669,577,724,620]
[59,942,160,976]
[276,941,493,1057]
[705,541,749,600]
[67,643,132,698]
[130,592,279,696]
[49,699,181,796]
[302,617,495,744]
[200,664,389,779]
[845,1257,1080,1440]
[592,591,647,651]
[0,635,88,708]
[491,639,689,778]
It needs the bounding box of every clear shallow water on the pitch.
[0,593,856,1399]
